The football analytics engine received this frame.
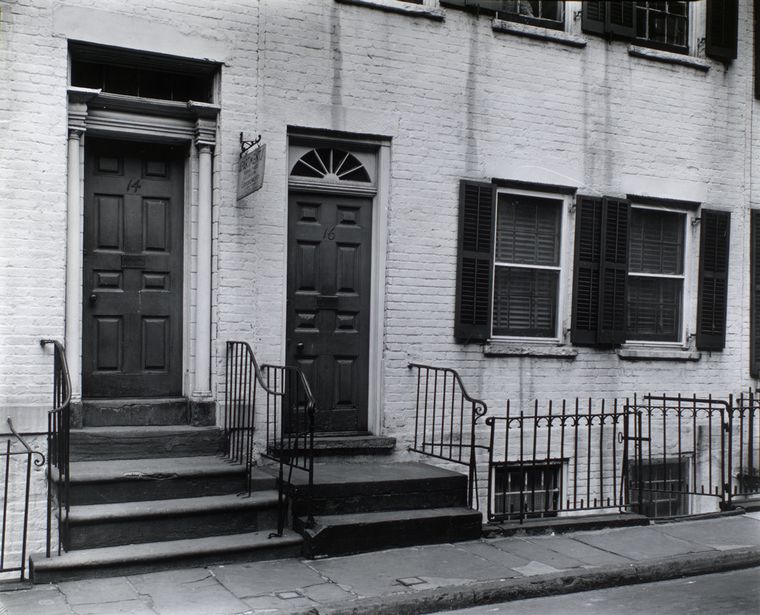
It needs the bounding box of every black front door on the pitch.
[82,139,185,398]
[286,192,372,432]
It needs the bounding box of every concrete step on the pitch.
[70,426,224,461]
[82,398,189,427]
[65,457,276,505]
[67,492,280,550]
[287,461,469,516]
[30,529,303,583]
[297,507,482,558]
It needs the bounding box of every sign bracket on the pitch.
[240,132,262,157]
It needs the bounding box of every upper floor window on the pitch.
[582,0,689,54]
[498,1,564,30]
[441,0,564,30]
[635,1,689,52]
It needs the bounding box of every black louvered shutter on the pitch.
[455,180,495,343]
[582,1,635,37]
[571,196,604,345]
[751,211,760,376]
[696,210,730,351]
[582,1,606,35]
[706,0,738,61]
[597,198,630,345]
[607,1,636,38]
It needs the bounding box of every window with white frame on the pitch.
[627,207,687,343]
[455,183,729,352]
[492,193,563,338]
[635,1,689,52]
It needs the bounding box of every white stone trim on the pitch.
[66,89,218,401]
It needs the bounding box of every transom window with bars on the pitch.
[627,208,687,342]
[493,461,562,519]
[492,194,563,338]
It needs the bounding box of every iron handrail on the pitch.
[1,419,45,580]
[407,363,488,510]
[6,418,46,466]
[225,341,317,533]
[40,339,71,557]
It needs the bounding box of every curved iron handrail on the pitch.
[231,341,317,412]
[40,339,72,413]
[6,418,45,467]
[408,362,488,421]
[407,362,489,510]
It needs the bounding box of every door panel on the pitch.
[287,193,372,433]
[83,140,185,398]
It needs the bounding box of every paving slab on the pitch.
[572,525,716,561]
[487,537,588,570]
[69,599,156,615]
[456,541,531,570]
[0,586,72,615]
[127,568,249,615]
[309,543,510,597]
[210,559,328,599]
[522,535,634,567]
[58,576,139,605]
[655,516,760,550]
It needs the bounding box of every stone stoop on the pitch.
[30,398,302,583]
[286,460,483,558]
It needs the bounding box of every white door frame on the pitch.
[66,87,219,401]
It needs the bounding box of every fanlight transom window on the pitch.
[291,148,370,183]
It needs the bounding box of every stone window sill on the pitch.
[492,19,587,48]
[335,0,445,21]
[484,342,578,359]
[628,45,710,72]
[617,347,701,362]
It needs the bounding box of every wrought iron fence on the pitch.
[629,395,730,517]
[0,419,45,581]
[486,398,629,523]
[733,391,760,501]
[40,339,70,557]
[225,341,316,534]
[407,363,489,509]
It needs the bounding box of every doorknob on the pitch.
[89,294,97,305]
[296,342,304,354]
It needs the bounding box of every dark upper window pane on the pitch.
[496,195,561,266]
[629,209,684,275]
[635,1,688,50]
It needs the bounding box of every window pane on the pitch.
[629,209,685,275]
[496,195,561,266]
[627,276,683,341]
[493,267,558,337]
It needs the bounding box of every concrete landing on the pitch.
[7,512,760,615]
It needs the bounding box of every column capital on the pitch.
[194,117,217,149]
[67,87,101,135]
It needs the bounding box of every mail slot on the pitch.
[121,254,146,269]
[316,295,339,308]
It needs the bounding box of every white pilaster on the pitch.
[65,90,98,399]
[192,118,216,398]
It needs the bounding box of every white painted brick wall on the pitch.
[2,0,758,548]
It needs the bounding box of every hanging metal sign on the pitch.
[237,133,265,200]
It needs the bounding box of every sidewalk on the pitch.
[2,513,760,615]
